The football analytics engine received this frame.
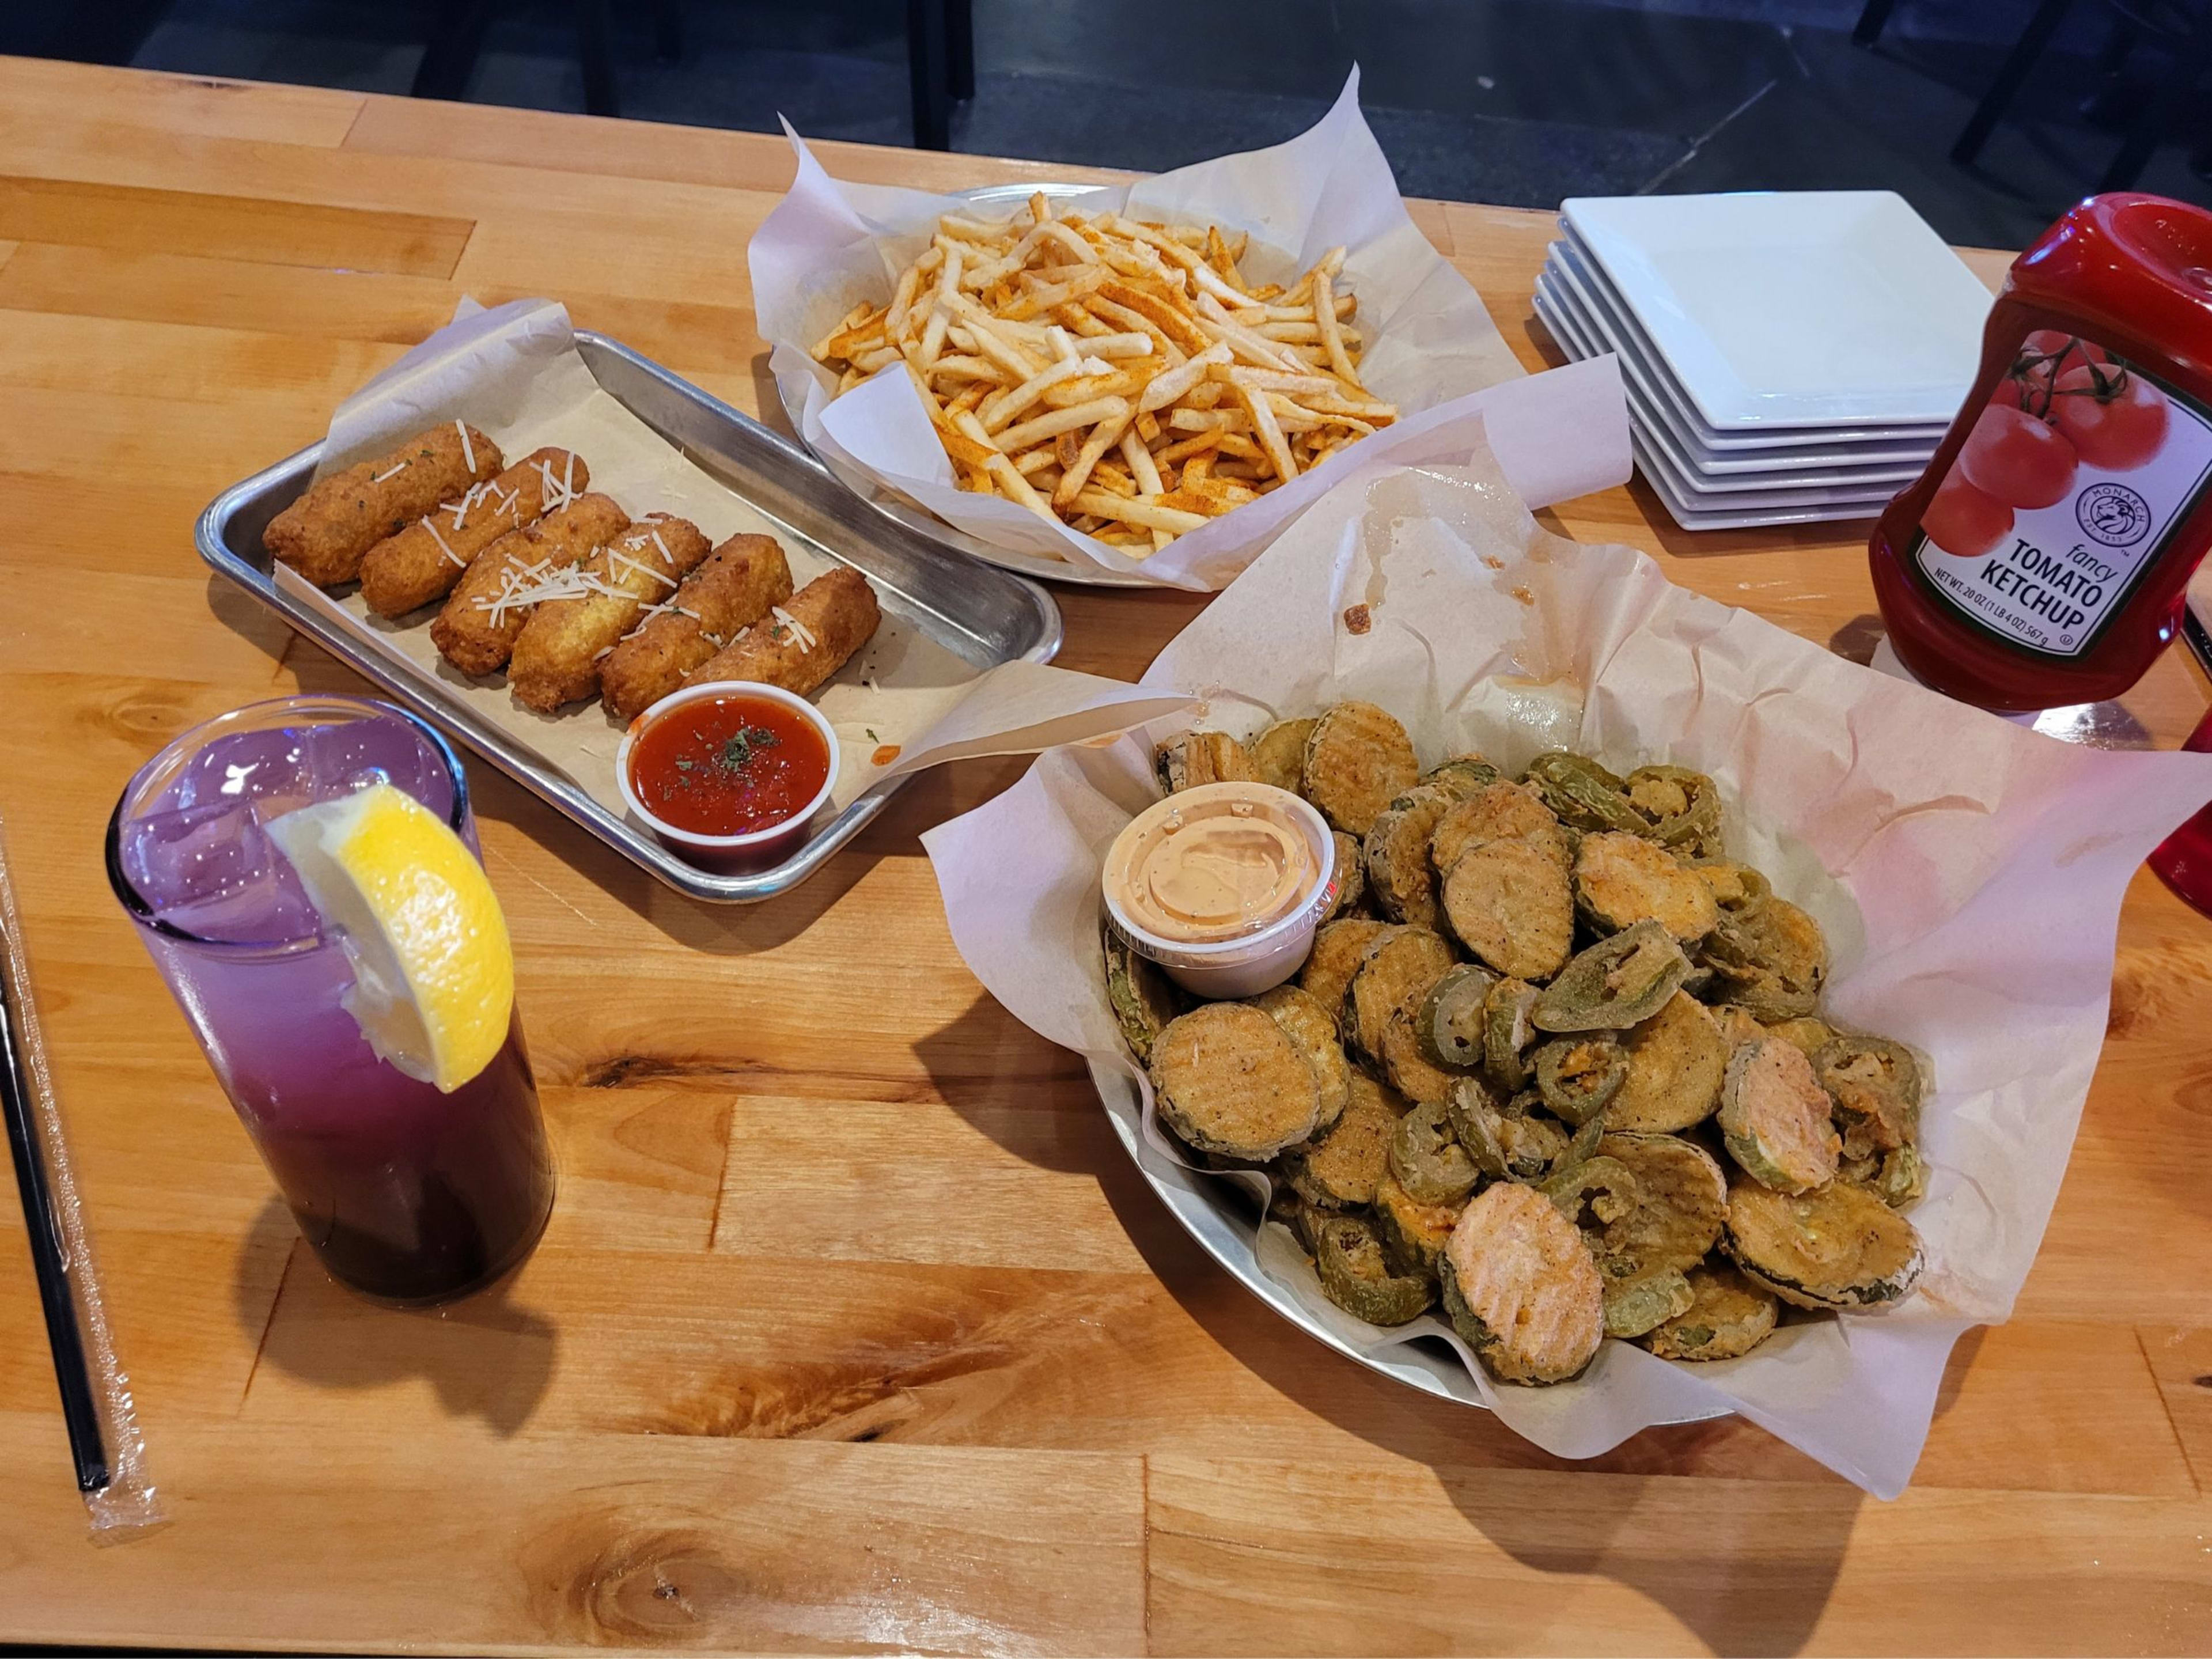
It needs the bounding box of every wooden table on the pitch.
[2,55,2209,1657]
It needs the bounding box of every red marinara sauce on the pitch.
[628,694,830,836]
[1870,194,2212,711]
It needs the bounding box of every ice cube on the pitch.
[163,727,313,814]
[123,799,318,944]
[303,717,445,813]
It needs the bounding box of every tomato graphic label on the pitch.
[1913,341,2212,658]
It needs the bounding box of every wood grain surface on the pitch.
[1,54,2209,1656]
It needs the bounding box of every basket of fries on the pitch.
[752,73,1629,589]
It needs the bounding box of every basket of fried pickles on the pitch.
[1114,712,1925,1385]
[923,452,2212,1492]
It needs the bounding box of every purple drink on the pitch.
[107,697,553,1305]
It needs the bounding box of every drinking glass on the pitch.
[106,696,554,1305]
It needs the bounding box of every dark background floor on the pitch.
[9,0,2212,249]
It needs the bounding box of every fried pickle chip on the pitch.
[1706,897,1829,1018]
[1482,976,1542,1092]
[1725,1179,1924,1310]
[1431,781,1570,874]
[1719,1038,1842,1194]
[1444,1074,1511,1180]
[1388,1097,1481,1204]
[1313,1212,1433,1326]
[1596,1131,1730,1278]
[1764,1016,1839,1057]
[1347,927,1455,1069]
[1440,839,1575,981]
[1573,831,1719,943]
[1626,764,1724,858]
[1608,990,1728,1132]
[1440,1181,1604,1385]
[1297,918,1395,1033]
[1540,1152,1643,1269]
[1247,717,1317,794]
[1320,832,1366,923]
[1637,1262,1779,1359]
[1604,1268,1697,1339]
[1418,962,1498,1071]
[1282,1070,1406,1208]
[1365,782,1455,930]
[1250,983,1352,1136]
[1156,730,1255,794]
[1521,751,1649,835]
[1533,920,1691,1033]
[1373,1171,1464,1278]
[1812,1033,1922,1158]
[1693,860,1771,922]
[1423,754,1502,801]
[1103,923,1183,1063]
[1871,1144,1927,1209]
[1301,701,1419,836]
[1150,1003,1320,1162]
[1533,1035,1627,1126]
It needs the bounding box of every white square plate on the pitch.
[1560,190,1993,429]
[1534,285,1894,531]
[1551,234,1950,453]
[1539,262,1928,492]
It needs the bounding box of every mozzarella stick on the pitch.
[680,566,881,700]
[266,421,502,586]
[358,448,588,618]
[508,514,712,713]
[430,493,629,677]
[600,534,795,723]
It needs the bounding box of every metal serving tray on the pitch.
[196,331,1064,903]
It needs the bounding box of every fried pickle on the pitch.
[1150,1002,1320,1162]
[1718,1037,1842,1194]
[1440,1181,1604,1385]
[1301,701,1418,836]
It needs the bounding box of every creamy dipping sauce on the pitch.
[1104,783,1323,945]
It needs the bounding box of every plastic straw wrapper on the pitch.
[0,817,162,1537]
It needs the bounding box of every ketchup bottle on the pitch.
[1870,194,2212,711]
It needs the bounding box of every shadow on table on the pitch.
[913,988,1899,1656]
[232,1199,558,1438]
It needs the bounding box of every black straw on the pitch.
[0,911,109,1494]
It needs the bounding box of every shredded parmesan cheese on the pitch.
[770,605,820,652]
[370,460,408,484]
[454,419,476,473]
[421,516,465,569]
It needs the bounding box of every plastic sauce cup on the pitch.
[616,681,840,873]
[1101,783,1338,998]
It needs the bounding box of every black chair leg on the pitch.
[1852,0,1897,48]
[908,0,952,150]
[576,0,618,118]
[653,0,683,62]
[2100,28,2212,190]
[413,0,495,100]
[946,0,975,101]
[1952,0,2075,166]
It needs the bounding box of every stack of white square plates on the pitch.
[1534,191,1994,531]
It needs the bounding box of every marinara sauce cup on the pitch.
[1101,782,1338,999]
[617,681,840,873]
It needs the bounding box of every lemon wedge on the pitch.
[265,781,515,1092]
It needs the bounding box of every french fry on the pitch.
[808,204,1397,550]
